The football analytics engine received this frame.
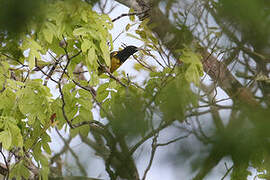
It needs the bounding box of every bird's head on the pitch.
[116,45,142,62]
[124,45,141,54]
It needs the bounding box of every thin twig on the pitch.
[156,133,191,147]
[55,128,87,176]
[98,62,127,88]
[50,137,72,165]
[1,53,27,67]
[58,82,74,128]
[112,10,149,22]
[221,165,233,180]
[71,79,113,119]
[0,149,9,179]
[130,122,171,155]
[142,135,158,180]
[35,58,59,84]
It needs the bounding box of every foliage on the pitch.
[0,0,113,179]
[0,0,269,180]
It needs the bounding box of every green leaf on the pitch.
[78,124,90,137]
[7,121,23,147]
[38,154,50,180]
[97,90,109,102]
[85,47,98,72]
[56,11,65,26]
[61,83,78,119]
[97,82,109,93]
[100,41,110,67]
[257,174,270,179]
[129,8,135,21]
[79,106,93,121]
[45,22,57,34]
[185,64,201,86]
[6,79,24,90]
[96,83,109,102]
[29,39,42,51]
[70,116,91,138]
[28,50,36,70]
[89,73,99,86]
[40,165,50,180]
[51,98,65,129]
[134,63,145,71]
[42,28,53,43]
[0,130,12,149]
[21,38,42,70]
[77,89,93,109]
[136,30,147,39]
[127,33,143,41]
[81,39,91,53]
[33,142,42,158]
[126,23,131,31]
[180,48,203,86]
[18,80,52,125]
[73,27,90,36]
[81,10,88,22]
[10,161,30,180]
[42,142,51,154]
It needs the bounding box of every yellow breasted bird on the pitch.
[98,45,140,75]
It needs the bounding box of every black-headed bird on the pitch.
[98,45,140,75]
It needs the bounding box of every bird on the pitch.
[98,45,140,75]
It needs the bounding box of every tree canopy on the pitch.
[0,0,270,179]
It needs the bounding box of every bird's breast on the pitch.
[110,56,122,73]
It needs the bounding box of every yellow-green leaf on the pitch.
[127,33,142,41]
[180,48,203,85]
[100,41,110,67]
[0,131,12,149]
[7,121,23,147]
[85,47,98,72]
[185,64,200,86]
[126,23,131,31]
[81,39,92,53]
[81,10,88,22]
[29,50,36,70]
[73,27,89,36]
[129,8,135,21]
[9,161,30,180]
[43,28,53,43]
